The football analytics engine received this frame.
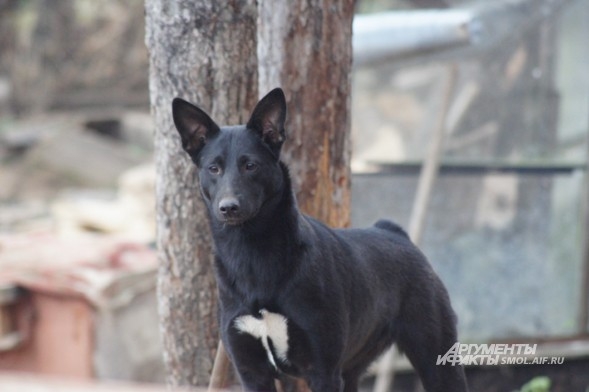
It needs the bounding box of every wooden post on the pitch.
[372,65,457,392]
[579,106,589,334]
[207,342,231,391]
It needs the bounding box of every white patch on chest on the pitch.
[234,309,289,369]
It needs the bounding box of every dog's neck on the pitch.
[209,162,303,302]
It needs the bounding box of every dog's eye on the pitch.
[245,162,258,172]
[208,165,221,175]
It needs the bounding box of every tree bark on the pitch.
[145,0,258,388]
[258,0,355,228]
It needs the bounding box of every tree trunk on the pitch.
[258,0,355,228]
[146,0,354,389]
[145,0,258,388]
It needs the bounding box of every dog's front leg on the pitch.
[293,303,347,392]
[303,338,345,392]
[224,326,278,392]
[229,353,278,392]
[305,369,344,392]
[237,370,278,392]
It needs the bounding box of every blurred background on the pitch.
[0,0,588,391]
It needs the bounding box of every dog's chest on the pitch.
[233,309,290,369]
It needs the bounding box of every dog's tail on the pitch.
[374,219,410,239]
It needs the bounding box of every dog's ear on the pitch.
[247,88,287,158]
[172,98,220,162]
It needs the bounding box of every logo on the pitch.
[436,343,565,366]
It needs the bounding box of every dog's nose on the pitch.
[219,197,240,216]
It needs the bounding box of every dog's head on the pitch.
[172,88,287,225]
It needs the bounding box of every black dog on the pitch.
[172,88,468,392]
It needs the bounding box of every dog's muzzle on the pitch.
[217,196,245,225]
